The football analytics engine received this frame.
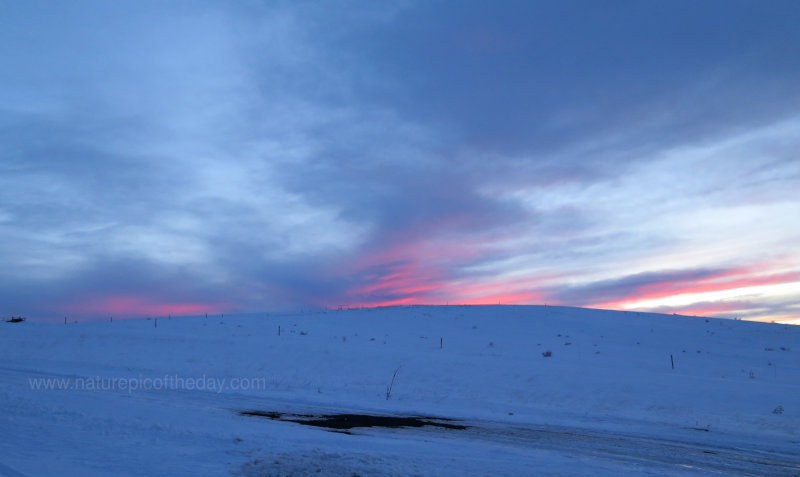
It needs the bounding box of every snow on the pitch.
[1,305,799,475]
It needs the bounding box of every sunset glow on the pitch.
[58,295,231,319]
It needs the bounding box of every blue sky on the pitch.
[2,0,799,322]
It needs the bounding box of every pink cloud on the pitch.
[591,263,800,321]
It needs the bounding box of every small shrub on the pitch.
[773,405,784,415]
[542,351,552,357]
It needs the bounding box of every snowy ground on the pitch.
[1,305,799,476]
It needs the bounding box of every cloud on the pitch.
[545,264,800,323]
[548,268,729,307]
[335,1,800,154]
[1,1,799,322]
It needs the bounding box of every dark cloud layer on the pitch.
[548,269,730,307]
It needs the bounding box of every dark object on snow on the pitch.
[239,410,468,431]
[6,316,26,323]
[542,350,552,357]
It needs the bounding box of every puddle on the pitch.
[239,410,468,432]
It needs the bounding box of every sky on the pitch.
[2,0,799,324]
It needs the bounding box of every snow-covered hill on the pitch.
[2,306,798,475]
